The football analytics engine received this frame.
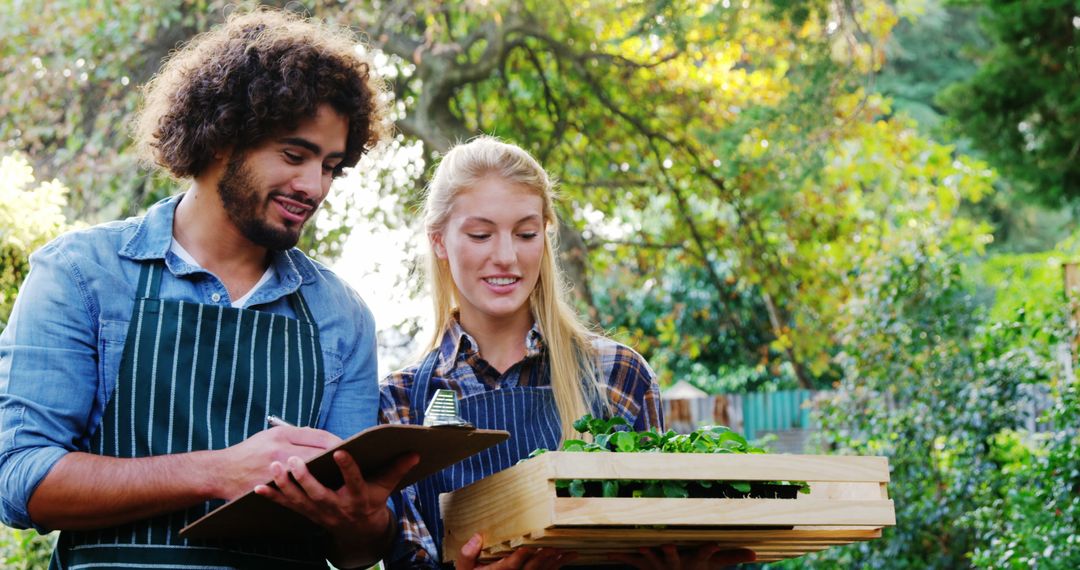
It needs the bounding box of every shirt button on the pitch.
[211,293,221,302]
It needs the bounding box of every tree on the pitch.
[336,0,1001,388]
[940,0,1080,204]
[0,2,231,220]
[2,0,999,389]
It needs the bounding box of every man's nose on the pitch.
[292,162,324,197]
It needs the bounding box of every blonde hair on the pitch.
[422,136,606,441]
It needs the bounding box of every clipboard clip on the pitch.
[423,389,474,429]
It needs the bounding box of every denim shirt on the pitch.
[0,194,379,531]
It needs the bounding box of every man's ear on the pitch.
[212,145,235,162]
[431,232,448,259]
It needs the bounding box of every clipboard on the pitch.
[179,424,509,540]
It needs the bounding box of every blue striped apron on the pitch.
[52,261,328,569]
[410,349,563,566]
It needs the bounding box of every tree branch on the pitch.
[645,140,745,336]
[522,41,565,161]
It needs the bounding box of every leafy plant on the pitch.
[0,526,55,570]
[0,152,75,330]
[531,414,809,499]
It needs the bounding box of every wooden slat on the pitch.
[540,452,891,482]
[479,543,841,565]
[470,524,888,558]
[509,539,855,551]
[552,498,896,526]
[479,529,882,565]
[804,481,885,500]
[486,526,882,548]
[528,527,882,542]
[439,458,554,562]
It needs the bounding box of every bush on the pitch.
[0,152,74,330]
[766,236,1073,568]
[0,527,54,569]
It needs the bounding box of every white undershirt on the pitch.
[170,239,274,308]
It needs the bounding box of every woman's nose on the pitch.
[491,234,517,265]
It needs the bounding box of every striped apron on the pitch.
[52,261,329,569]
[410,349,563,567]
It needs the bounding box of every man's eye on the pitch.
[283,151,302,163]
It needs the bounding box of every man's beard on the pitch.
[217,155,315,251]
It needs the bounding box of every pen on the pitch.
[266,414,295,428]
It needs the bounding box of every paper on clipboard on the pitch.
[179,424,509,540]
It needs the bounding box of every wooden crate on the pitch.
[440,452,894,564]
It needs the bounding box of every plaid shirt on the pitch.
[379,319,663,568]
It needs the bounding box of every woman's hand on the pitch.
[608,544,756,569]
[455,533,577,570]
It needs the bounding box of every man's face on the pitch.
[217,104,349,250]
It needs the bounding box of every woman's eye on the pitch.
[519,232,539,239]
[467,233,490,240]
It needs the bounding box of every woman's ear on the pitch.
[431,232,448,259]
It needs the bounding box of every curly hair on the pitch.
[134,8,389,178]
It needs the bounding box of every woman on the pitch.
[380,137,753,570]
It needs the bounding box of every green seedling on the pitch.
[537,414,809,499]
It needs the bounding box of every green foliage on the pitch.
[0,526,55,570]
[357,0,992,390]
[592,253,795,391]
[0,0,219,221]
[0,0,365,262]
[768,230,1074,568]
[940,0,1080,203]
[539,415,809,500]
[0,153,76,329]
[4,0,1000,391]
[558,413,765,455]
[968,250,1065,326]
[964,376,1080,568]
[876,0,989,136]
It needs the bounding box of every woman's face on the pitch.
[434,176,546,328]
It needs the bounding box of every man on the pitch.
[0,9,415,569]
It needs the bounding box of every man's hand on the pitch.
[253,448,420,568]
[25,426,342,531]
[456,533,577,570]
[608,544,756,569]
[213,425,342,500]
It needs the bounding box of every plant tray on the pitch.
[440,452,894,564]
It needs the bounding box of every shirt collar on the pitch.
[434,316,546,375]
[117,193,317,289]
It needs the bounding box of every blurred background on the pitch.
[2,0,1078,568]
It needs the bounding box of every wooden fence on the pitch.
[662,389,821,453]
[662,384,1057,453]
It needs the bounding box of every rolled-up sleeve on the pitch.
[0,242,100,530]
[318,285,379,439]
